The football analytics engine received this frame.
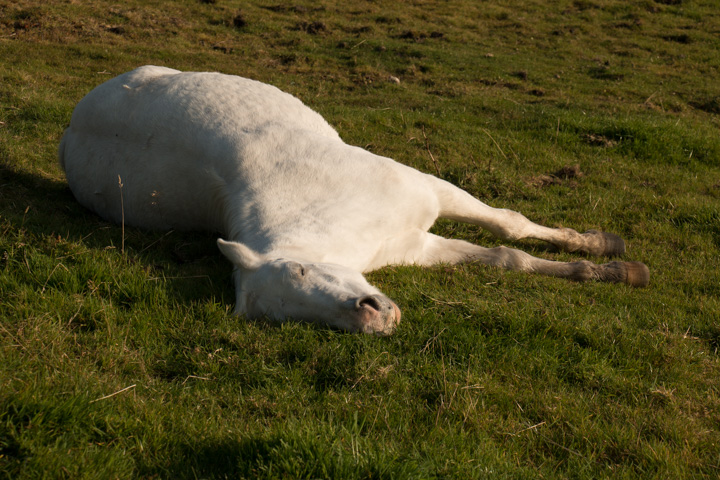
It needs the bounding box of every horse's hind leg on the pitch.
[429,176,626,257]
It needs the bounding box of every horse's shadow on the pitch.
[0,162,234,308]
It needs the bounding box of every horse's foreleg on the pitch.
[416,233,649,287]
[430,176,626,257]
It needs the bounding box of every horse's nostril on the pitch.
[356,295,382,312]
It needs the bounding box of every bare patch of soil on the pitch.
[582,133,617,148]
[527,164,584,188]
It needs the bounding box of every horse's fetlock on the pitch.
[556,227,583,252]
[569,260,596,282]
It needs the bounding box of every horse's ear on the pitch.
[217,239,265,271]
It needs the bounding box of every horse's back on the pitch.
[59,66,340,231]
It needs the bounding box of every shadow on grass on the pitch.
[167,437,282,479]
[0,161,233,308]
[152,435,416,480]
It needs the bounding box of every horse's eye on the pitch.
[290,263,305,277]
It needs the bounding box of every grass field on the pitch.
[1,0,719,478]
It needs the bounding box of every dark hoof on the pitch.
[623,261,650,288]
[604,261,650,287]
[583,230,626,257]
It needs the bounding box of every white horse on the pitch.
[59,66,649,335]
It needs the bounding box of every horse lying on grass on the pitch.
[59,66,649,335]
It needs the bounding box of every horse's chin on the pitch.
[353,297,401,335]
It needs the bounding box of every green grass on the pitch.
[1,0,719,478]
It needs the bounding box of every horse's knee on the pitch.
[489,245,533,271]
[487,210,532,241]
